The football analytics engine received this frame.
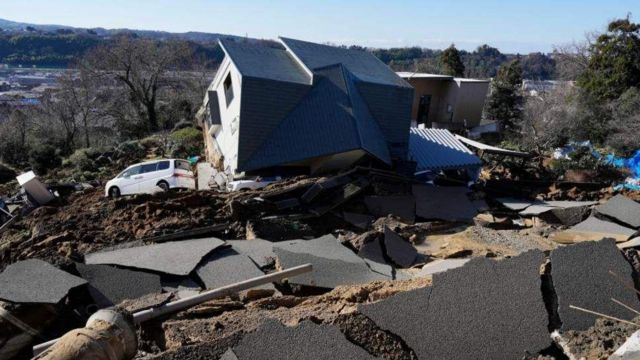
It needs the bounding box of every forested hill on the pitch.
[0,18,557,79]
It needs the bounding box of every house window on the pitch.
[224,73,234,107]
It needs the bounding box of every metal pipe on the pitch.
[32,264,312,355]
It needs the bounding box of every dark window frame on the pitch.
[223,73,234,107]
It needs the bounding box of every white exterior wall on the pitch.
[204,56,243,175]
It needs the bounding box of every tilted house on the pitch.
[198,37,413,177]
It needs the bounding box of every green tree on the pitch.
[577,16,640,100]
[484,59,524,135]
[440,44,465,77]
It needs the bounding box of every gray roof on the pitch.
[219,39,310,84]
[217,37,413,172]
[280,37,411,88]
[241,64,391,171]
[409,128,482,172]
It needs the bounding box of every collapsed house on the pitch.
[197,38,413,179]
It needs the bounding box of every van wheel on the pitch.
[108,186,121,198]
[157,181,170,192]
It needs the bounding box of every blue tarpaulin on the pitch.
[604,150,640,191]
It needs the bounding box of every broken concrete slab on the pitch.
[597,194,640,228]
[417,258,471,277]
[195,248,275,294]
[226,239,276,269]
[413,185,479,222]
[551,239,640,331]
[364,195,415,223]
[0,259,87,304]
[383,227,417,268]
[359,250,550,359]
[552,217,637,244]
[220,319,373,360]
[75,263,162,306]
[85,237,226,276]
[273,235,390,288]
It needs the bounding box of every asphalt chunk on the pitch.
[76,263,162,306]
[383,227,417,268]
[360,250,550,359]
[597,194,640,228]
[274,235,390,288]
[0,259,87,304]
[220,319,374,360]
[551,239,640,331]
[195,248,274,292]
[85,237,226,276]
[226,239,276,269]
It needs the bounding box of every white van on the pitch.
[105,159,195,197]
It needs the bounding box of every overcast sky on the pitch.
[2,0,638,53]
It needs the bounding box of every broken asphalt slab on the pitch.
[0,259,87,304]
[364,195,415,223]
[519,200,598,216]
[85,237,226,276]
[75,263,162,306]
[220,319,373,360]
[552,216,636,244]
[413,185,482,222]
[383,227,417,268]
[226,239,276,269]
[359,250,550,359]
[273,234,391,288]
[550,239,640,331]
[195,248,275,293]
[596,194,640,228]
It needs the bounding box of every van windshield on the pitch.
[175,160,191,171]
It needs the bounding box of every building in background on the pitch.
[397,72,490,131]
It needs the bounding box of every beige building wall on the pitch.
[451,81,490,127]
[401,75,489,129]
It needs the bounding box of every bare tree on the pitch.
[56,70,102,148]
[520,83,577,155]
[552,32,597,81]
[82,36,194,131]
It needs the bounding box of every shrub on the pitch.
[29,144,62,175]
[68,149,97,172]
[0,164,17,184]
[169,127,203,159]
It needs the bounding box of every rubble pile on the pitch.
[2,165,640,359]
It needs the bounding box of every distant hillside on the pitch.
[0,18,243,43]
[0,18,559,79]
[0,18,244,68]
